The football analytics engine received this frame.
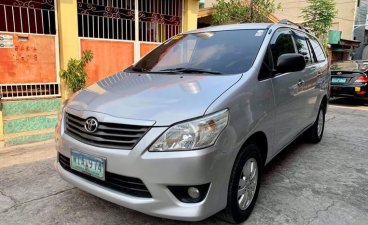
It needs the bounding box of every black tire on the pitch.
[305,104,326,143]
[219,144,263,224]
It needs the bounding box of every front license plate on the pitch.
[70,150,106,180]
[331,77,346,84]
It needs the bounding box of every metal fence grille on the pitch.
[0,0,56,35]
[77,0,182,42]
[138,0,182,43]
[0,83,60,100]
[78,0,135,40]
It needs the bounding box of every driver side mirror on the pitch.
[276,53,306,74]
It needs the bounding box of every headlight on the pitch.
[149,109,229,152]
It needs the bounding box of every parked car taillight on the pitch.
[355,74,368,83]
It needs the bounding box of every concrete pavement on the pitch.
[0,99,367,225]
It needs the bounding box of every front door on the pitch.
[270,28,306,152]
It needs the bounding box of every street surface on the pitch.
[0,98,367,225]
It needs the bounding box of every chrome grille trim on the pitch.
[65,113,150,150]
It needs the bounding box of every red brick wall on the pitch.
[0,34,56,83]
[140,43,159,57]
[80,39,134,85]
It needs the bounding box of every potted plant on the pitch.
[59,50,93,93]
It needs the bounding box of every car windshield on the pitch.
[331,61,368,72]
[130,29,267,75]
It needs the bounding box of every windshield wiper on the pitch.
[129,66,176,74]
[130,66,147,72]
[158,68,222,75]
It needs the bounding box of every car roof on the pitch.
[185,23,308,34]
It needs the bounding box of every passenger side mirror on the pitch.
[276,53,306,73]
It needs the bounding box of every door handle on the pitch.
[297,80,305,86]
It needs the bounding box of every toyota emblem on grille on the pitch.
[85,118,98,133]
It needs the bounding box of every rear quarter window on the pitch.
[309,38,326,62]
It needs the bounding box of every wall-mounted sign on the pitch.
[0,35,14,48]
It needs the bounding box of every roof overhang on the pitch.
[198,8,214,18]
[339,39,360,47]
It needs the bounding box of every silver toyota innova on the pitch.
[56,22,330,223]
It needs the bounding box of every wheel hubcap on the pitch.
[237,158,258,210]
[317,109,324,137]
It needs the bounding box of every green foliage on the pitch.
[302,0,336,40]
[212,0,280,25]
[59,50,93,93]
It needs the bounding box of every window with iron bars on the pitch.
[78,0,135,40]
[138,0,182,42]
[0,0,56,35]
[0,83,60,100]
[77,0,182,42]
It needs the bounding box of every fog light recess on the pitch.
[188,187,200,199]
[168,183,210,203]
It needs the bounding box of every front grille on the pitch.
[58,153,152,198]
[65,113,150,150]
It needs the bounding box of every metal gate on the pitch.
[77,0,182,42]
[0,0,60,100]
[77,0,183,83]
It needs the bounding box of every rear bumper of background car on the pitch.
[330,84,368,100]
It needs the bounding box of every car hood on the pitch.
[67,71,242,126]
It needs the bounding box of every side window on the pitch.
[306,39,318,63]
[309,37,327,62]
[293,31,312,65]
[258,48,272,80]
[270,29,296,65]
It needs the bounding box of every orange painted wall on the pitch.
[0,34,56,84]
[81,39,134,84]
[140,43,159,57]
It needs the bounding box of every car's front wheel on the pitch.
[220,144,263,223]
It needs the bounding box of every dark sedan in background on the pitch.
[330,61,368,101]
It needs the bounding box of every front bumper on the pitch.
[55,114,236,221]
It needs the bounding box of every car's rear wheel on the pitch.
[305,104,325,143]
[220,144,263,224]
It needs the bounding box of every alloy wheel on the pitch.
[237,158,258,210]
[317,108,324,137]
